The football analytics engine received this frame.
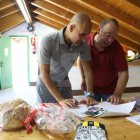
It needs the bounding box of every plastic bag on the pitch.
[33,103,84,135]
[0,99,31,130]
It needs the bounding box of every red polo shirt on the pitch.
[87,33,128,95]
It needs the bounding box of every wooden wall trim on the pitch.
[30,82,36,86]
[30,82,140,95]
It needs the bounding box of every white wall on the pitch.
[127,65,140,87]
[3,22,140,89]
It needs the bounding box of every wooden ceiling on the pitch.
[0,0,140,52]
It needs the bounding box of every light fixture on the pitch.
[16,0,32,24]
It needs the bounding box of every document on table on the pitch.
[94,101,136,117]
[126,115,140,126]
[67,101,136,118]
[68,104,92,117]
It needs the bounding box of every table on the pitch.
[0,109,140,140]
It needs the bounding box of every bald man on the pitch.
[36,12,96,108]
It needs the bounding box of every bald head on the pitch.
[64,13,92,47]
[68,12,92,30]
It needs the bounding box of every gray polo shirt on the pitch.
[38,27,91,87]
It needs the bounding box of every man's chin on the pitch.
[75,41,83,46]
[102,43,110,48]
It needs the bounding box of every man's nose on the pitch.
[82,37,86,42]
[108,37,114,43]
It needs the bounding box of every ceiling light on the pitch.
[16,0,32,24]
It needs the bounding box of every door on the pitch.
[0,35,12,89]
[11,37,28,87]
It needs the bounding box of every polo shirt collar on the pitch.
[59,26,67,45]
[88,33,94,47]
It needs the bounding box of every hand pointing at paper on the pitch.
[80,96,97,107]
[124,96,140,110]
[124,96,140,105]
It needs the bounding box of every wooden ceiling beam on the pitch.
[42,0,140,45]
[0,13,25,33]
[0,12,22,24]
[34,19,61,30]
[117,0,140,12]
[0,0,16,10]
[33,8,69,26]
[34,15,65,29]
[70,0,140,32]
[36,0,102,25]
[0,6,19,18]
[30,0,73,21]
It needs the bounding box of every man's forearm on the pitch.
[77,57,85,80]
[113,70,129,97]
[82,61,94,93]
[84,69,93,93]
[41,69,63,102]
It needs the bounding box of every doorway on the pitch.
[11,36,30,88]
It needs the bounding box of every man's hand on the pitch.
[124,96,140,106]
[107,94,121,105]
[59,98,80,109]
[80,96,97,107]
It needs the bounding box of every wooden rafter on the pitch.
[0,12,25,32]
[0,6,19,18]
[34,15,65,29]
[30,0,73,21]
[34,19,60,30]
[33,8,69,26]
[0,0,16,10]
[117,0,140,12]
[70,0,140,33]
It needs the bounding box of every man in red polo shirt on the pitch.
[77,18,129,105]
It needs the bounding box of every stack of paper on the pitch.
[67,101,136,118]
[94,101,136,117]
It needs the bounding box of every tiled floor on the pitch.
[0,87,140,105]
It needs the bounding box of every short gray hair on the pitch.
[100,18,119,28]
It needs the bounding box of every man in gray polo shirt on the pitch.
[36,12,96,109]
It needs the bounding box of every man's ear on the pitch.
[70,24,75,32]
[97,26,101,34]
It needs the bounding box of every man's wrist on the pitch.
[113,93,122,98]
[86,92,94,98]
[57,95,63,102]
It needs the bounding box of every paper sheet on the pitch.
[126,115,140,126]
[67,101,136,118]
[94,101,136,117]
[68,104,92,117]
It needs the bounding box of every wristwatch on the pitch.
[87,92,94,97]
